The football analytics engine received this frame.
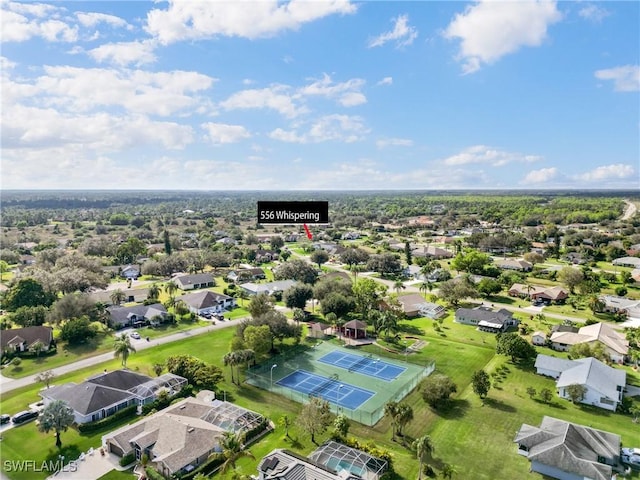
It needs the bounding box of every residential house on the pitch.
[240,280,296,296]
[514,416,621,480]
[508,283,569,303]
[178,290,235,315]
[341,232,361,240]
[0,326,54,356]
[104,396,265,479]
[598,295,640,318]
[216,237,237,246]
[41,370,186,424]
[255,249,279,263]
[454,307,518,333]
[121,265,140,279]
[308,322,331,339]
[612,256,640,268]
[531,331,547,346]
[226,268,266,284]
[173,273,215,291]
[397,294,446,319]
[107,303,168,328]
[534,354,626,411]
[411,245,454,259]
[549,322,629,364]
[496,259,533,272]
[284,234,300,242]
[258,441,387,480]
[90,288,150,305]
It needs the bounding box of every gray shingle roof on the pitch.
[107,303,167,325]
[514,416,620,480]
[178,290,232,309]
[556,357,626,401]
[455,307,513,324]
[0,326,53,352]
[174,273,214,288]
[534,354,579,373]
[43,382,133,415]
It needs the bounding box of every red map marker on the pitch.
[303,223,313,240]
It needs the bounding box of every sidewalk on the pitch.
[48,450,124,480]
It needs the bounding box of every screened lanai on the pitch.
[309,441,388,480]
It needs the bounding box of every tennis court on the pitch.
[246,342,435,426]
[276,370,374,410]
[317,349,406,381]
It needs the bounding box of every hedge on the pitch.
[144,466,165,480]
[76,405,138,433]
[119,452,135,467]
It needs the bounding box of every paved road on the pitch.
[0,318,245,394]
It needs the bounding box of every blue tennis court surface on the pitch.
[318,350,406,381]
[276,370,374,410]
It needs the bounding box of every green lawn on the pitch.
[2,312,639,480]
[1,320,211,379]
[97,469,134,480]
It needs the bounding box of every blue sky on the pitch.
[1,0,639,190]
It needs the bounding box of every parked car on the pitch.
[622,448,640,467]
[129,331,141,340]
[0,414,11,425]
[11,410,39,425]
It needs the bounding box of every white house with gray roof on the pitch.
[534,354,626,411]
[178,290,235,315]
[240,280,296,296]
[173,273,215,291]
[514,416,621,480]
[107,303,168,328]
[41,370,186,424]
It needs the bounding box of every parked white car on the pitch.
[129,331,141,340]
[622,448,640,467]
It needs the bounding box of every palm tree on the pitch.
[412,435,434,480]
[384,401,400,441]
[110,289,126,306]
[29,340,45,357]
[164,281,178,302]
[380,311,399,340]
[147,283,161,301]
[419,282,431,298]
[38,400,75,449]
[214,431,255,473]
[113,333,136,367]
[441,463,457,479]
[395,403,414,438]
[393,280,406,295]
[223,351,240,384]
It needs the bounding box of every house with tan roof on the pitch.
[103,396,265,479]
[508,283,569,303]
[514,416,621,480]
[549,322,629,364]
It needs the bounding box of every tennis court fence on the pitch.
[246,346,435,426]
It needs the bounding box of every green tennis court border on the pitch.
[246,341,435,426]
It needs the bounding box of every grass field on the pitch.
[1,313,638,480]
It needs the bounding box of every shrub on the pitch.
[144,466,165,480]
[77,405,137,433]
[119,452,135,467]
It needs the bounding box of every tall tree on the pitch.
[353,278,386,322]
[38,400,75,449]
[248,292,274,318]
[558,267,584,294]
[113,333,136,367]
[412,435,434,480]
[471,370,491,399]
[283,284,313,310]
[495,333,537,363]
[297,397,331,444]
[147,283,161,301]
[395,403,414,437]
[421,374,457,409]
[404,241,412,266]
[4,278,56,311]
[164,281,178,302]
[164,230,172,255]
[310,250,330,269]
[35,370,55,389]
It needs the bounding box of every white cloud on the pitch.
[444,0,562,74]
[269,114,369,144]
[578,4,610,23]
[220,85,307,118]
[377,76,393,86]
[574,163,637,182]
[376,138,413,149]
[522,167,558,184]
[369,14,418,48]
[75,12,130,29]
[1,104,194,152]
[299,74,366,107]
[7,66,215,117]
[201,122,251,145]
[442,145,542,167]
[88,40,157,66]
[145,0,357,44]
[1,3,79,42]
[595,65,640,92]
